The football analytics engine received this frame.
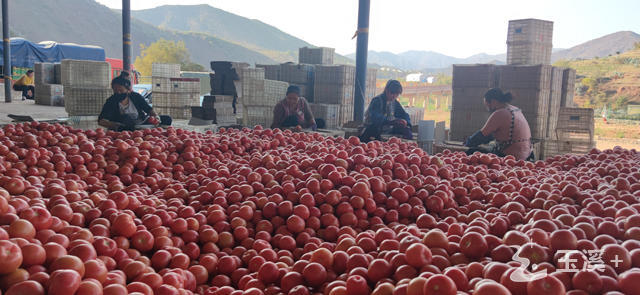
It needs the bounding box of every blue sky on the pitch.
[96,0,640,57]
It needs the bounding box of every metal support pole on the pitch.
[353,0,370,122]
[2,0,11,102]
[122,0,131,77]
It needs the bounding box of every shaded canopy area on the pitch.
[0,37,105,67]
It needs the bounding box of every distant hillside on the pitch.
[555,47,640,109]
[131,5,354,65]
[347,51,506,71]
[352,31,640,71]
[2,0,275,68]
[131,5,309,62]
[552,31,640,62]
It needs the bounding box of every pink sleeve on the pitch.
[481,111,502,136]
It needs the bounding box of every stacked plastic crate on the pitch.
[34,62,64,106]
[279,63,315,102]
[299,47,334,65]
[543,107,595,158]
[405,107,425,125]
[449,64,498,141]
[151,63,201,120]
[560,68,577,107]
[312,65,356,128]
[62,60,112,129]
[498,65,554,140]
[239,67,289,128]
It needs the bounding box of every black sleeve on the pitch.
[464,130,494,147]
[130,92,152,113]
[98,96,120,122]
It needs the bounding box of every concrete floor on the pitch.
[0,99,68,125]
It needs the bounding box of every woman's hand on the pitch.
[147,110,160,126]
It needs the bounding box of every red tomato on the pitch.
[48,270,82,295]
[424,274,457,295]
[0,240,23,274]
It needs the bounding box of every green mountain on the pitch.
[131,4,354,65]
[131,5,309,62]
[2,0,275,68]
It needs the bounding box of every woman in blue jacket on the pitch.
[359,80,413,142]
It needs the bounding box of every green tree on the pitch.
[581,77,597,94]
[134,39,204,76]
[634,42,640,50]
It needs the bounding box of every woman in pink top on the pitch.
[464,88,533,160]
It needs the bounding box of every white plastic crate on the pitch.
[152,63,181,78]
[34,63,57,84]
[154,106,192,119]
[153,92,200,108]
[68,116,102,130]
[61,60,111,88]
[64,87,112,116]
[239,68,265,80]
[152,77,200,93]
[299,47,335,65]
[315,65,355,84]
[35,84,64,106]
[310,103,341,129]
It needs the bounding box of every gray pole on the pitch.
[122,0,131,77]
[2,0,11,102]
[353,0,370,122]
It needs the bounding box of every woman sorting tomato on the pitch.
[98,74,171,131]
[464,88,534,161]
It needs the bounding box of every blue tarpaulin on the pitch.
[0,38,105,68]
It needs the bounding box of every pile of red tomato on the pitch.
[0,122,639,295]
